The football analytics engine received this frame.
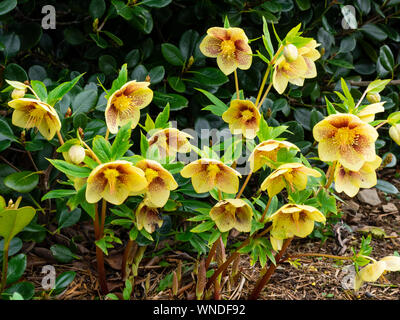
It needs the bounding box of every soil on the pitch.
[22,169,400,300]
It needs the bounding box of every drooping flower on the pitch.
[222,100,260,139]
[260,163,321,198]
[136,201,163,234]
[199,27,252,75]
[105,80,153,134]
[313,113,378,171]
[134,159,178,208]
[248,140,300,171]
[334,156,381,197]
[356,103,385,123]
[8,98,61,140]
[269,204,326,250]
[272,40,320,94]
[389,124,400,145]
[180,158,241,194]
[209,199,253,233]
[86,160,148,205]
[355,256,400,291]
[148,128,193,158]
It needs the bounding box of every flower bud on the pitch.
[367,92,381,104]
[68,145,86,164]
[11,88,26,99]
[389,124,400,146]
[283,44,298,62]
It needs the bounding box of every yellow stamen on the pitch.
[220,40,236,57]
[241,110,254,122]
[207,164,220,178]
[103,168,120,194]
[145,168,159,183]
[334,128,358,146]
[113,94,132,112]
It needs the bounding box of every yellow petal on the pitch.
[359,261,386,282]
[146,179,170,208]
[272,68,289,94]
[215,168,240,194]
[234,205,252,232]
[270,235,283,251]
[191,170,215,193]
[199,35,222,58]
[380,256,400,271]
[334,166,361,197]
[217,53,238,75]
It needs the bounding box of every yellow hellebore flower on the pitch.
[356,102,385,123]
[86,160,148,205]
[248,140,300,171]
[389,123,400,145]
[334,155,381,197]
[8,98,61,140]
[136,201,163,234]
[222,100,260,139]
[105,80,153,134]
[355,256,400,291]
[134,159,178,208]
[269,204,326,249]
[148,128,193,158]
[313,113,378,171]
[272,40,321,94]
[209,199,253,233]
[260,163,321,198]
[180,158,241,194]
[199,27,252,75]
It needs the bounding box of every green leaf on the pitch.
[155,103,170,129]
[92,136,112,163]
[41,189,76,201]
[5,282,34,300]
[196,88,228,113]
[0,207,36,245]
[72,90,98,115]
[262,17,274,59]
[89,0,106,18]
[107,64,128,99]
[141,0,172,8]
[53,271,76,295]
[4,171,39,193]
[295,0,310,10]
[190,67,228,86]
[47,159,92,178]
[128,6,153,34]
[0,118,17,142]
[168,76,186,93]
[361,24,387,41]
[30,80,47,101]
[153,92,188,110]
[375,179,398,194]
[190,221,215,233]
[6,253,26,285]
[47,73,84,106]
[89,33,108,48]
[148,66,165,84]
[4,63,27,81]
[327,59,354,69]
[50,244,78,263]
[140,131,149,156]
[379,45,394,72]
[366,79,391,94]
[111,122,132,160]
[224,15,230,28]
[0,0,17,16]
[161,43,185,66]
[58,208,81,230]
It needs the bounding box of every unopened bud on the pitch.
[283,44,298,62]
[187,56,195,69]
[65,108,72,118]
[389,124,400,146]
[78,127,84,138]
[145,75,151,82]
[93,18,99,31]
[11,88,26,99]
[68,145,86,164]
[367,92,381,104]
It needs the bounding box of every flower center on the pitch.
[145,168,159,183]
[334,128,357,146]
[26,107,45,128]
[207,164,220,178]
[113,94,132,112]
[103,168,120,194]
[241,109,254,121]
[220,40,236,57]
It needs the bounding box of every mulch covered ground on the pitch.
[23,169,400,300]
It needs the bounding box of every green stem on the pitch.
[0,242,9,294]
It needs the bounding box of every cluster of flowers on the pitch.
[5,21,400,294]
